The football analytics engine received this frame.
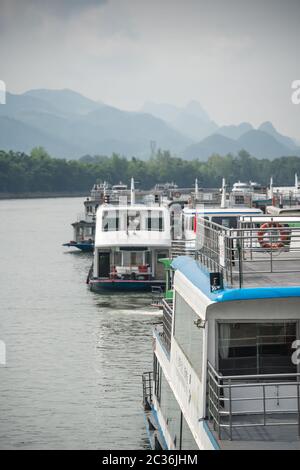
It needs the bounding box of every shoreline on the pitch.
[0,191,88,200]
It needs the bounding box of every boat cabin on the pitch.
[90,204,171,291]
[146,217,300,449]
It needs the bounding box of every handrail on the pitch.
[142,371,153,410]
[207,361,300,441]
[207,361,300,382]
[195,217,300,288]
[161,299,173,354]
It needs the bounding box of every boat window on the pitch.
[153,358,198,450]
[102,210,119,231]
[113,251,122,266]
[157,367,182,449]
[234,195,245,205]
[130,251,144,266]
[174,293,204,379]
[218,322,297,376]
[212,216,237,228]
[84,227,93,236]
[146,210,164,231]
[127,211,141,231]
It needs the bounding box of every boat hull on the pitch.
[63,242,94,252]
[89,278,165,292]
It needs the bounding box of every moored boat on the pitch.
[88,179,172,292]
[143,216,300,449]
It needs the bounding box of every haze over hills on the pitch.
[0,88,299,160]
[184,128,300,160]
[0,90,191,158]
[141,100,218,141]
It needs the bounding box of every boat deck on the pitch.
[208,414,300,450]
[231,250,300,288]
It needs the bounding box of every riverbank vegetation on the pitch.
[1,147,300,194]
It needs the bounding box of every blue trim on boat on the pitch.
[202,420,220,450]
[143,405,168,450]
[171,256,300,303]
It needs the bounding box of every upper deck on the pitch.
[94,204,171,248]
[195,215,300,290]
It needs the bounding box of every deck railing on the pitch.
[196,217,300,288]
[207,361,300,441]
[142,371,153,409]
[161,299,173,353]
[171,239,195,258]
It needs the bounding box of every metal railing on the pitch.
[161,299,173,353]
[207,361,300,441]
[196,217,300,288]
[142,371,153,409]
[171,239,196,258]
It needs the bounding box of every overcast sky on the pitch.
[0,0,299,138]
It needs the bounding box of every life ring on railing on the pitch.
[257,222,288,250]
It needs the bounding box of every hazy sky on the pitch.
[0,0,299,138]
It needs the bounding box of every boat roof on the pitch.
[183,207,262,215]
[240,215,300,223]
[97,204,168,212]
[171,256,300,304]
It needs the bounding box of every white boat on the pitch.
[171,179,263,258]
[88,179,172,292]
[142,216,300,449]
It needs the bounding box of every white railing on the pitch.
[207,361,300,441]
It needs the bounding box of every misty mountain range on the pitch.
[0,89,299,160]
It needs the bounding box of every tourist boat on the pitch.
[170,179,263,258]
[142,215,300,449]
[63,182,109,251]
[88,179,172,292]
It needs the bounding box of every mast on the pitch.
[195,178,199,202]
[269,176,274,200]
[130,177,135,206]
[221,178,226,208]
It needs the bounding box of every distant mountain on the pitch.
[238,129,298,159]
[0,90,191,158]
[141,100,218,141]
[183,129,300,160]
[1,89,299,160]
[141,101,182,122]
[183,134,240,160]
[25,89,101,116]
[258,121,298,150]
[217,122,253,140]
[0,116,78,156]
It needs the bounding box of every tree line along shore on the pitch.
[1,147,300,195]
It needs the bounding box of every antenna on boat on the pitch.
[195,178,199,202]
[221,178,226,208]
[269,176,274,200]
[131,177,135,205]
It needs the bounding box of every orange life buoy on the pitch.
[257,222,288,250]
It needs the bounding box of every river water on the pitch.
[0,197,158,449]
